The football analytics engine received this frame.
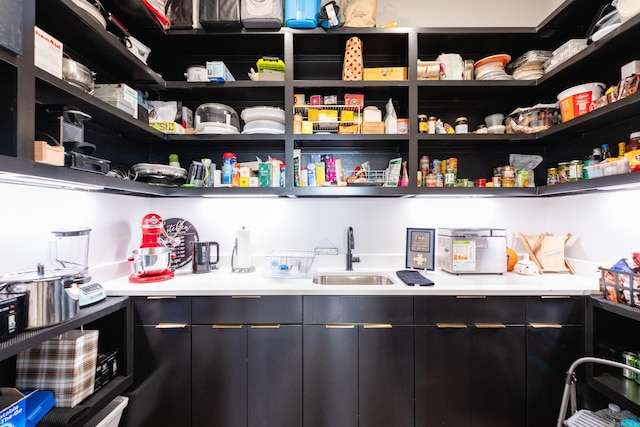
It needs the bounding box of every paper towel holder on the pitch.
[231,236,255,273]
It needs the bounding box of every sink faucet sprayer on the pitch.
[346,226,361,271]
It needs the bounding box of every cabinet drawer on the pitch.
[192,296,302,324]
[303,296,413,324]
[526,296,585,325]
[414,296,525,325]
[133,296,191,325]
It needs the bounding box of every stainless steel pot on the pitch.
[62,57,96,93]
[0,264,81,329]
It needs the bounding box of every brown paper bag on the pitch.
[342,36,363,81]
[340,0,377,28]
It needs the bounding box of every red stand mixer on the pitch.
[129,213,175,283]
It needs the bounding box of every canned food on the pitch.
[426,173,437,187]
[444,170,456,187]
[502,177,515,187]
[428,116,437,134]
[475,178,487,187]
[446,157,458,174]
[420,155,430,176]
[417,171,423,187]
[547,167,559,185]
[502,166,516,178]
[397,118,409,134]
[622,351,637,380]
[431,159,441,174]
[492,176,502,187]
[435,173,444,187]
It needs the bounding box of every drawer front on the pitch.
[526,296,585,325]
[303,296,413,324]
[133,296,191,325]
[414,296,525,325]
[192,296,302,324]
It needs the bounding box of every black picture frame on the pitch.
[405,228,435,270]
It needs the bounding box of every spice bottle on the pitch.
[601,143,612,159]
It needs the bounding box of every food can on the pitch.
[427,116,437,134]
[492,176,502,187]
[435,173,444,187]
[417,171,423,187]
[444,170,456,187]
[558,162,570,183]
[431,159,441,174]
[446,157,458,174]
[622,351,637,380]
[397,118,409,134]
[516,168,529,187]
[425,173,437,187]
[547,167,559,185]
[475,178,487,187]
[502,165,516,179]
[568,160,583,182]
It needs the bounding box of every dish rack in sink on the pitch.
[263,250,315,279]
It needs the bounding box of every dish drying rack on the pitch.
[263,250,316,279]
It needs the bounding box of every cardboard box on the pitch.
[34,26,62,79]
[0,388,28,427]
[93,84,138,119]
[362,122,385,134]
[34,141,65,166]
[364,67,408,81]
[206,61,236,82]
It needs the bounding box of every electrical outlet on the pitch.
[314,247,339,256]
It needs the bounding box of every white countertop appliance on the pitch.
[437,228,507,274]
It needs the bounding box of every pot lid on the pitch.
[0,265,85,284]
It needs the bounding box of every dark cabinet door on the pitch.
[303,324,359,427]
[129,324,191,427]
[192,325,247,427]
[248,324,303,427]
[359,325,414,427]
[416,325,471,426]
[527,325,584,427]
[470,325,526,427]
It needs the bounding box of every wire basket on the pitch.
[264,250,316,279]
[600,266,640,307]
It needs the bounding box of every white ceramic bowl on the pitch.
[241,106,285,124]
[242,119,285,134]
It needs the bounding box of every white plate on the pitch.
[195,122,239,134]
[241,107,285,124]
[242,128,285,135]
[591,23,622,42]
[242,119,285,134]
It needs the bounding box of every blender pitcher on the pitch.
[50,228,92,276]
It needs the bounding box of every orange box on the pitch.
[361,122,385,134]
[344,94,365,107]
[34,141,65,166]
[363,67,408,81]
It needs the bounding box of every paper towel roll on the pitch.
[236,227,252,269]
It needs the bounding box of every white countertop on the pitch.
[102,265,600,297]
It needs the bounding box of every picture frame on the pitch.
[405,228,435,270]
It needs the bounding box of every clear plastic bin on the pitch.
[263,250,315,278]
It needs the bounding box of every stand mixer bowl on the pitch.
[131,247,172,276]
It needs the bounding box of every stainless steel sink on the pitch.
[312,273,395,285]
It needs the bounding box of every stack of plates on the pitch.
[241,106,285,134]
[474,54,513,81]
[508,50,552,80]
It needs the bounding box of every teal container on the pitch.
[285,0,320,28]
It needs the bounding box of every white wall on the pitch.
[2,182,636,278]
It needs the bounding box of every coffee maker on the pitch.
[129,213,175,283]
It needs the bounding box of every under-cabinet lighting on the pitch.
[201,193,279,198]
[0,172,104,191]
[595,182,640,192]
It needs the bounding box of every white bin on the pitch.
[96,396,129,427]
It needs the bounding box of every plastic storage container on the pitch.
[241,0,283,28]
[285,0,320,28]
[506,104,560,134]
[96,396,129,427]
[557,82,605,122]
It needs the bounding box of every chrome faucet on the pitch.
[346,226,361,271]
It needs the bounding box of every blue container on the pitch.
[285,0,320,28]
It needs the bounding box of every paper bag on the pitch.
[340,0,377,28]
[342,36,363,81]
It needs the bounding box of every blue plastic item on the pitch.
[285,0,321,28]
[25,390,55,427]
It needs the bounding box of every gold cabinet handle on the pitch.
[363,324,393,329]
[232,295,261,299]
[326,324,355,329]
[250,324,280,329]
[155,323,187,329]
[436,323,468,329]
[213,324,243,329]
[529,323,562,328]
[474,323,506,329]
[456,296,486,299]
[147,296,177,300]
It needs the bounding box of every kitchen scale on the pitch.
[51,228,107,307]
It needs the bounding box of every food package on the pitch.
[436,53,464,80]
[384,98,397,134]
[342,36,363,81]
[340,0,377,28]
[518,232,574,274]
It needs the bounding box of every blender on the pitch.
[128,213,175,283]
[51,227,106,307]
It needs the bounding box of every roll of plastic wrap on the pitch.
[236,227,252,269]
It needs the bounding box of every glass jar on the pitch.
[418,115,428,133]
[454,117,468,134]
